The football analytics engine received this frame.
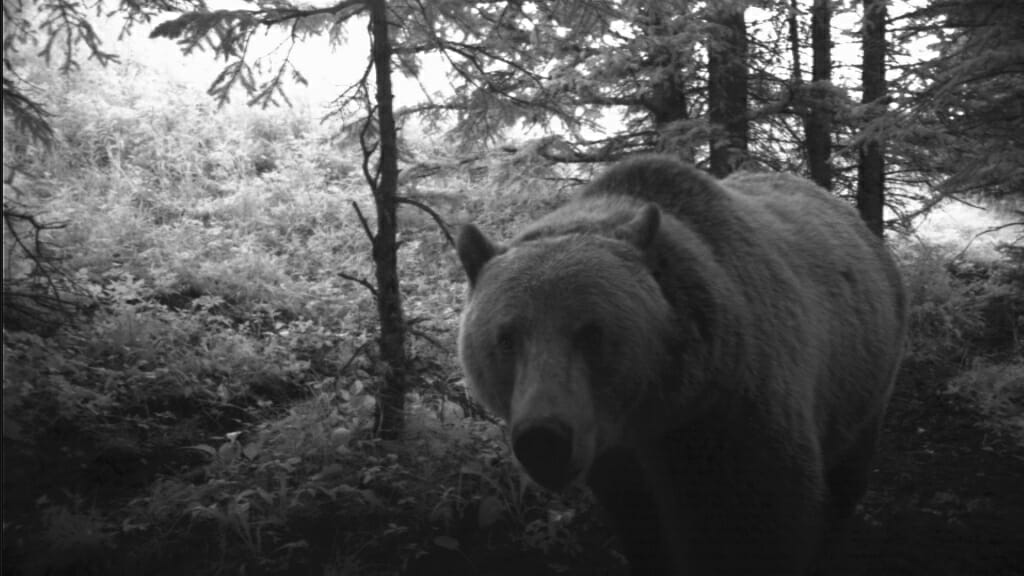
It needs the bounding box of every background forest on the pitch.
[2,0,1022,575]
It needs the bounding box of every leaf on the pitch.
[242,442,261,460]
[276,540,309,552]
[218,441,240,463]
[429,502,453,524]
[459,460,484,477]
[433,535,460,551]
[190,444,218,459]
[477,496,505,528]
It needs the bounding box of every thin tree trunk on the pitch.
[807,0,833,189]
[648,66,694,163]
[707,5,749,177]
[369,0,407,439]
[858,0,886,236]
[788,0,802,84]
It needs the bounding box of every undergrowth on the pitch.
[3,54,598,576]
[896,232,1023,447]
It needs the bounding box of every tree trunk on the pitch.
[787,0,802,85]
[369,0,408,439]
[858,0,886,236]
[707,5,749,177]
[644,10,695,162]
[648,67,695,162]
[806,0,833,190]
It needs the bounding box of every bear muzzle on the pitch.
[511,417,578,491]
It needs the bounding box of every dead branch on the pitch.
[350,200,375,244]
[395,196,455,247]
[338,271,378,298]
[954,221,1024,262]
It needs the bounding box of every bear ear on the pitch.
[456,224,501,286]
[620,203,661,251]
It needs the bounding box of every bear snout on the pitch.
[511,418,576,491]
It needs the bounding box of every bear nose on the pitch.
[511,418,574,491]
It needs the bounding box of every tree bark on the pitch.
[858,0,886,236]
[648,65,694,162]
[643,9,695,162]
[787,0,802,84]
[806,0,833,190]
[369,0,408,439]
[707,4,749,177]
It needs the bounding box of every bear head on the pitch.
[456,204,680,492]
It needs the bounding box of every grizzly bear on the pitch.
[455,155,908,575]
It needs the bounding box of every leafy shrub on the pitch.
[946,360,1024,446]
[21,499,118,576]
[898,241,985,363]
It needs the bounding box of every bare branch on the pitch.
[406,324,446,352]
[2,172,90,328]
[337,271,378,298]
[395,196,455,247]
[890,189,952,230]
[953,221,1024,262]
[338,339,373,375]
[0,76,55,145]
[350,200,375,244]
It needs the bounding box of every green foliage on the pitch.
[899,241,985,363]
[3,329,102,441]
[392,0,713,157]
[3,41,584,573]
[25,497,118,575]
[413,408,592,563]
[37,62,293,184]
[3,0,118,146]
[899,224,1024,363]
[891,0,1024,201]
[946,360,1024,446]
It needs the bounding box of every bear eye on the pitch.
[496,327,517,354]
[575,323,604,353]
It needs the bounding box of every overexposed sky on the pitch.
[98,5,450,115]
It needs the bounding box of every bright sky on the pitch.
[101,7,450,115]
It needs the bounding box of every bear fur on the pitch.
[455,155,908,575]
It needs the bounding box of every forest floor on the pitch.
[4,356,1023,576]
